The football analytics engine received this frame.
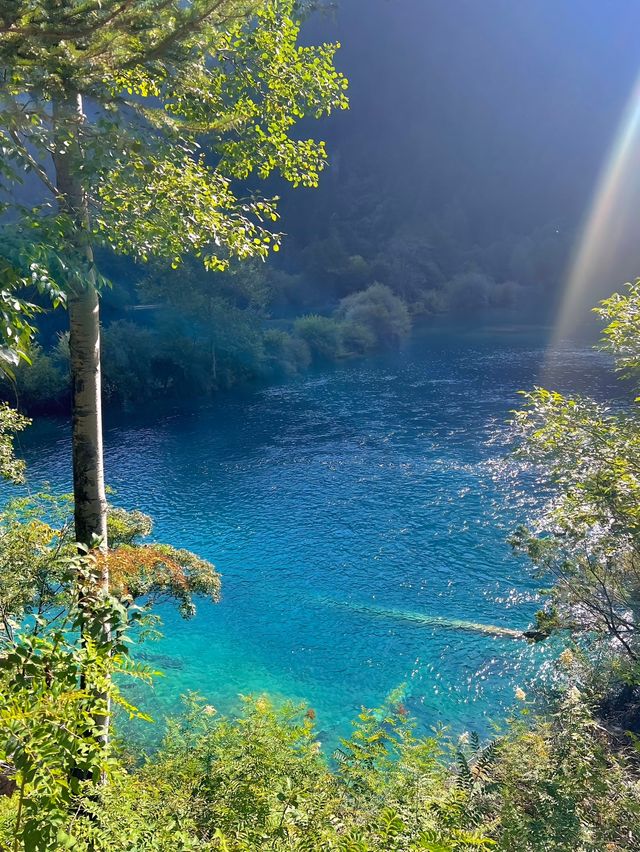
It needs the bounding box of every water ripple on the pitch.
[9,326,613,746]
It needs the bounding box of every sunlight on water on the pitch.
[10,326,619,749]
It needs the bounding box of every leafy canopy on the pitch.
[0,495,220,651]
[512,279,640,664]
[0,0,348,356]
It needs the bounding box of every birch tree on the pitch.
[0,0,347,614]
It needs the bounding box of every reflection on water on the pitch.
[10,324,619,746]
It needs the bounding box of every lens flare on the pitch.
[551,72,640,352]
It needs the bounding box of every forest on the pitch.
[1,0,640,850]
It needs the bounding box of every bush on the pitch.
[24,685,635,851]
[447,272,493,312]
[337,282,411,346]
[492,691,640,851]
[293,314,343,362]
[102,321,158,404]
[262,329,312,377]
[6,341,69,413]
[62,693,486,851]
[340,320,377,355]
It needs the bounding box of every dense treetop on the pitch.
[0,0,348,361]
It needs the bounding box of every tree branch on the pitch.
[6,128,60,200]
[124,0,244,68]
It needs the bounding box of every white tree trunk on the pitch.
[52,93,108,557]
[52,93,110,751]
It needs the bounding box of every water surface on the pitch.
[11,324,617,746]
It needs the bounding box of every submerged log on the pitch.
[329,600,524,639]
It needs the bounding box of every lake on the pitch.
[9,323,618,747]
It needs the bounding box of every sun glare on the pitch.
[552,71,640,351]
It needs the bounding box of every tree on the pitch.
[293,313,342,361]
[0,496,221,649]
[512,280,640,667]
[0,404,29,484]
[0,0,348,735]
[138,257,269,395]
[336,282,411,347]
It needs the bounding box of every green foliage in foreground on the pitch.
[0,551,155,851]
[0,495,220,651]
[0,405,29,483]
[511,279,640,670]
[1,685,638,851]
[0,488,220,849]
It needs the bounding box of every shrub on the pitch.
[262,329,312,377]
[493,691,640,851]
[64,693,488,851]
[337,282,411,346]
[447,272,493,312]
[2,674,639,850]
[101,321,158,404]
[293,314,342,362]
[7,342,69,413]
[340,320,377,355]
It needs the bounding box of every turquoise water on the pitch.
[10,325,617,746]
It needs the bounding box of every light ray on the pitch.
[550,71,640,356]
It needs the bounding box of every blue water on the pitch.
[9,325,618,746]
